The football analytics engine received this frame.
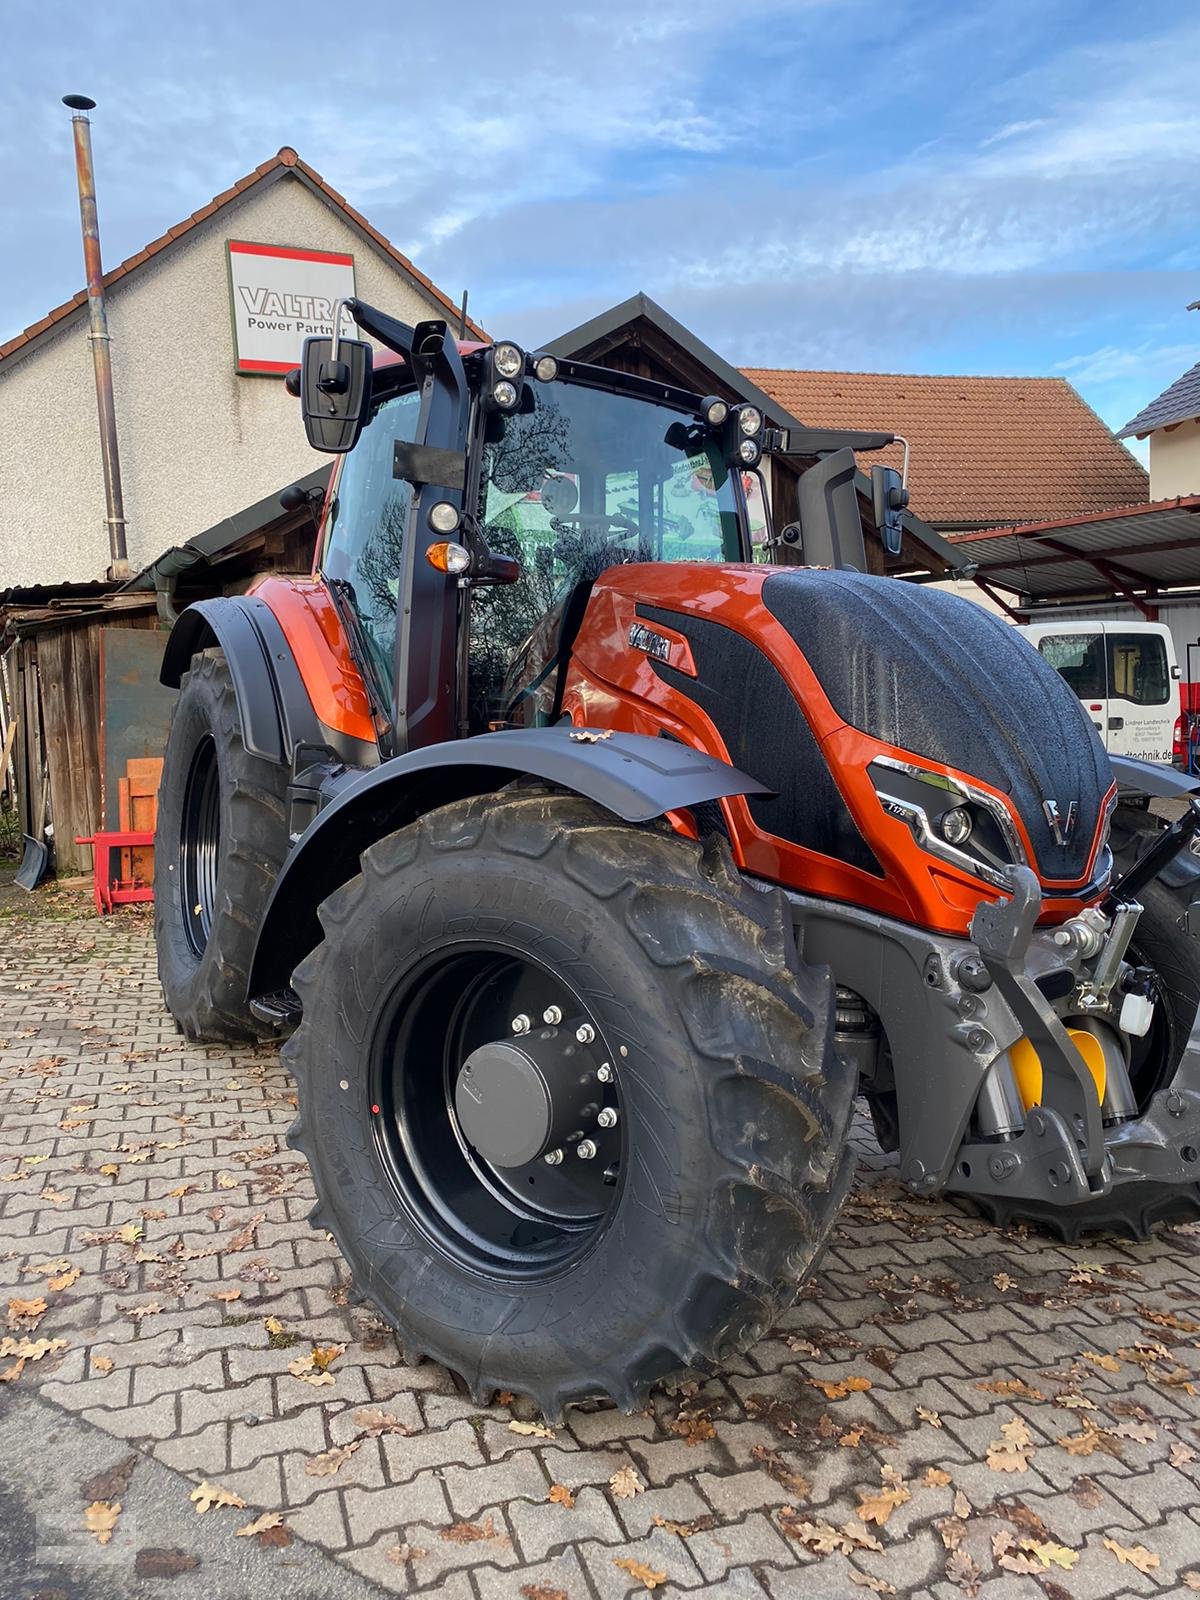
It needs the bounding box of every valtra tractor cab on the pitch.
[156,300,1200,1416]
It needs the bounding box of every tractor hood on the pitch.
[761,569,1114,884]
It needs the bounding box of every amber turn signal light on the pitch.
[426,541,471,575]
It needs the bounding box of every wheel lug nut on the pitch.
[543,1148,563,1165]
[597,1107,618,1128]
[543,1004,562,1025]
[576,1139,598,1160]
[596,1063,612,1082]
[575,1023,595,1044]
[511,1014,531,1035]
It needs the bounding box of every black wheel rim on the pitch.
[368,943,624,1279]
[180,734,221,958]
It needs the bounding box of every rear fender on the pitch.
[247,725,770,998]
[160,595,324,765]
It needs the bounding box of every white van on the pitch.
[1020,619,1178,765]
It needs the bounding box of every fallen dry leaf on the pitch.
[613,1557,668,1590]
[216,1173,238,1190]
[923,1467,952,1487]
[117,1223,143,1245]
[976,1377,1046,1401]
[1079,1350,1120,1373]
[857,1465,911,1526]
[0,1358,25,1383]
[48,1266,80,1292]
[235,1511,285,1538]
[944,1548,981,1596]
[305,1441,360,1478]
[985,1416,1034,1473]
[1101,1537,1159,1574]
[1170,1441,1196,1468]
[849,1574,896,1595]
[547,1483,575,1509]
[387,1542,429,1566]
[209,1289,241,1303]
[7,1296,47,1326]
[352,1407,410,1438]
[508,1418,555,1439]
[915,1406,941,1428]
[167,1184,192,1198]
[83,1501,121,1545]
[808,1374,871,1400]
[0,1336,67,1362]
[189,1481,246,1515]
[439,1515,510,1546]
[127,1302,162,1321]
[609,1465,645,1499]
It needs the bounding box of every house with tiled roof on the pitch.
[0,146,484,590]
[742,368,1149,534]
[1118,340,1200,501]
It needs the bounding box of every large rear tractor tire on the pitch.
[976,803,1200,1240]
[284,791,855,1417]
[155,649,290,1042]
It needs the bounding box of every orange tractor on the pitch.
[156,301,1200,1415]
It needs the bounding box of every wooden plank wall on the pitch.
[37,625,102,876]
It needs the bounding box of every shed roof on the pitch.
[741,368,1148,530]
[0,146,485,371]
[1117,358,1200,439]
[945,496,1200,612]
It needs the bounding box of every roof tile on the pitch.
[1117,358,1200,438]
[742,367,1148,528]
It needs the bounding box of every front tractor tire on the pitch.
[284,791,855,1417]
[155,649,290,1042]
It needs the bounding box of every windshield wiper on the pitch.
[326,578,394,749]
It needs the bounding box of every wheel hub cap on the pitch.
[456,1030,578,1168]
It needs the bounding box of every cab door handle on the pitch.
[1108,716,1124,730]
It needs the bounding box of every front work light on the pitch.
[492,380,519,409]
[738,405,763,437]
[426,541,472,574]
[428,501,461,534]
[492,342,524,379]
[702,396,729,428]
[737,437,762,466]
[532,353,559,383]
[940,807,973,846]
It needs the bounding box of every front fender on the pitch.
[248,725,770,998]
[160,595,323,764]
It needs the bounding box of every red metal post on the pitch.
[63,94,129,580]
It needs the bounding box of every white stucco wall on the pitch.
[0,174,458,587]
[1149,417,1200,500]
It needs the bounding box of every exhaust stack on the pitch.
[63,94,129,580]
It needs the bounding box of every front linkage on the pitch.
[791,799,1200,1221]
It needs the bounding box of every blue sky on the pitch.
[4,0,1198,451]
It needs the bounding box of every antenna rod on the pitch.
[63,94,129,580]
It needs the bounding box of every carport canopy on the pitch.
[945,496,1200,618]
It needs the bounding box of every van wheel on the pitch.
[155,650,290,1041]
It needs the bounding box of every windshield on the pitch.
[468,377,745,729]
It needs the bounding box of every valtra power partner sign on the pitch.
[226,240,356,375]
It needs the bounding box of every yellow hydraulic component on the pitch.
[1010,1029,1107,1110]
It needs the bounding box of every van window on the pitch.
[1108,633,1169,706]
[1036,633,1104,698]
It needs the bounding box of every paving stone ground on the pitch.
[1,896,1199,1599]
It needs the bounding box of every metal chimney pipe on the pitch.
[62,94,129,580]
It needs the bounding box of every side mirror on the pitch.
[870,463,908,557]
[299,335,372,453]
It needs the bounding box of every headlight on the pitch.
[737,437,761,465]
[738,405,763,436]
[940,807,973,846]
[869,756,1025,891]
[492,379,519,409]
[492,342,523,379]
